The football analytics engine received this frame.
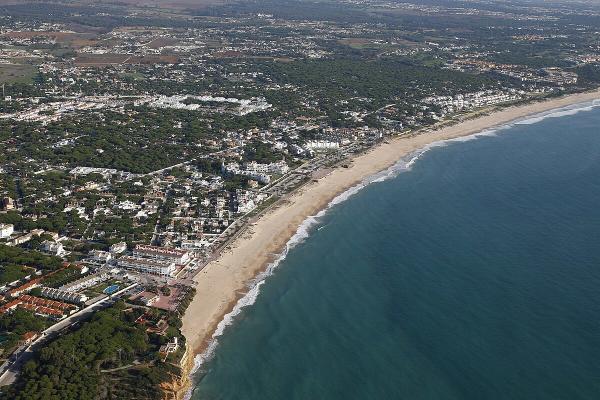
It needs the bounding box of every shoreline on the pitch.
[177,88,600,398]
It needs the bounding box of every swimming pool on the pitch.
[103,284,120,295]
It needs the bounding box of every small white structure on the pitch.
[160,337,179,354]
[138,292,159,306]
[89,250,112,263]
[41,240,65,256]
[110,242,127,254]
[0,223,14,239]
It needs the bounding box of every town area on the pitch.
[2,0,600,398]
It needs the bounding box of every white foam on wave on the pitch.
[366,98,600,184]
[367,127,501,185]
[184,213,322,399]
[183,97,600,398]
[514,98,600,125]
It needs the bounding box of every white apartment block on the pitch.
[244,160,289,175]
[305,140,340,150]
[118,256,176,276]
[60,272,110,293]
[222,162,272,184]
[41,287,88,304]
[133,244,191,265]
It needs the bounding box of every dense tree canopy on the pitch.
[0,303,164,400]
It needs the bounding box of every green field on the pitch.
[0,63,36,84]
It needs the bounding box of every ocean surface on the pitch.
[189,102,600,400]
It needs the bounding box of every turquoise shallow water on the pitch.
[190,103,600,400]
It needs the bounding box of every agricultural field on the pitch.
[0,63,36,84]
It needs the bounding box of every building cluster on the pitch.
[117,244,191,277]
[40,287,88,304]
[59,272,110,293]
[222,160,289,184]
[1,0,600,374]
[0,293,77,319]
[448,59,578,86]
[0,262,131,321]
[422,90,525,116]
[138,94,272,116]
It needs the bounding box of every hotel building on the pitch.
[118,256,176,277]
[132,244,191,265]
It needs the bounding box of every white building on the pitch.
[118,256,176,276]
[89,250,112,263]
[305,140,340,150]
[244,160,289,175]
[117,200,140,211]
[0,223,14,239]
[181,239,211,249]
[60,272,110,293]
[41,240,65,256]
[136,292,159,306]
[159,337,179,358]
[221,162,271,184]
[133,244,191,265]
[110,242,127,254]
[41,287,88,304]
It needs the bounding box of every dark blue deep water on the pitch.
[191,104,600,400]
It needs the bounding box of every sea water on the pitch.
[189,102,600,400]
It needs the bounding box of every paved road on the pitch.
[0,283,138,387]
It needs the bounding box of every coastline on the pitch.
[178,88,600,398]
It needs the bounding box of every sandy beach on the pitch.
[179,88,600,389]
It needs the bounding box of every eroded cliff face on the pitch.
[161,345,193,400]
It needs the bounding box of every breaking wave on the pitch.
[183,97,600,399]
[514,98,600,125]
